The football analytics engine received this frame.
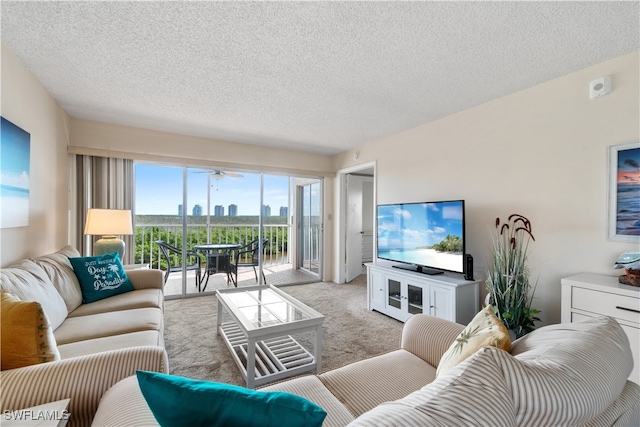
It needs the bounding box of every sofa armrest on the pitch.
[401,314,465,367]
[0,346,168,427]
[127,269,164,291]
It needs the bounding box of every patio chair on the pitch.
[229,238,268,287]
[155,240,203,291]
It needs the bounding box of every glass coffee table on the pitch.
[216,285,325,389]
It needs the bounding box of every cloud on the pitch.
[1,171,29,189]
[393,208,412,220]
[442,205,463,221]
[379,223,400,232]
[624,158,639,169]
[403,228,422,238]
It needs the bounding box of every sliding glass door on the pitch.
[134,162,323,298]
[134,164,193,298]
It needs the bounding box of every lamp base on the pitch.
[94,236,126,260]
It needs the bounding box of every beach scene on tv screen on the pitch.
[378,202,463,272]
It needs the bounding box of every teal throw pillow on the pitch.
[136,370,327,427]
[69,253,134,303]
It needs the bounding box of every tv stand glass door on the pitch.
[408,285,423,315]
[385,279,425,320]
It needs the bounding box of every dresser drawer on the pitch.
[572,287,640,324]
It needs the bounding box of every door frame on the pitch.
[296,179,323,279]
[336,161,376,284]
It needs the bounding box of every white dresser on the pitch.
[561,273,640,384]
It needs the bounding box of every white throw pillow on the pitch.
[0,259,68,330]
[33,245,83,312]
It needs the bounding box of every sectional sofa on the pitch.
[92,312,640,426]
[0,246,168,427]
[3,245,639,426]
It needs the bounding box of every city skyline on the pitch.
[178,203,288,217]
[135,164,290,216]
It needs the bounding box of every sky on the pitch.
[1,117,31,228]
[135,164,290,216]
[617,146,640,185]
[0,117,30,191]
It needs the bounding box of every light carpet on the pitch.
[163,274,404,386]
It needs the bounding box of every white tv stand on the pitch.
[366,262,480,324]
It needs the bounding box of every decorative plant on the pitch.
[486,214,540,339]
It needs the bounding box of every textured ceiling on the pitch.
[1,1,638,155]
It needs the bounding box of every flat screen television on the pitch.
[376,200,465,275]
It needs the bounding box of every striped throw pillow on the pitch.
[349,346,517,426]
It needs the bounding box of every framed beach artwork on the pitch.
[0,117,31,228]
[608,141,640,242]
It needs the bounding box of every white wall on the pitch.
[0,44,71,266]
[69,119,333,178]
[333,50,640,325]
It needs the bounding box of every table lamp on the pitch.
[84,208,133,259]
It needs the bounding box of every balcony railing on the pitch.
[133,223,291,270]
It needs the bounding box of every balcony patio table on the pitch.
[194,243,242,291]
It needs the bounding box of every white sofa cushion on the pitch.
[68,288,163,318]
[92,375,160,427]
[262,375,356,427]
[57,330,163,360]
[0,259,68,330]
[584,380,640,427]
[54,307,163,345]
[319,349,437,417]
[32,245,83,313]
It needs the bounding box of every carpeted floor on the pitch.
[163,274,404,386]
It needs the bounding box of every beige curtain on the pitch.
[73,155,135,263]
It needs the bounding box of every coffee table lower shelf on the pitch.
[220,322,317,388]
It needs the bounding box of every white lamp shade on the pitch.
[84,209,133,236]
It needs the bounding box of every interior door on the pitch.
[345,174,374,282]
[345,174,369,282]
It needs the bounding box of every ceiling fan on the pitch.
[194,169,244,180]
